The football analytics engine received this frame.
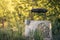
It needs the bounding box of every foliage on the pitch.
[0,0,60,40]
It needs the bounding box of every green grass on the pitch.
[0,28,25,40]
[0,27,44,40]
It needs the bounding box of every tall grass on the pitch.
[0,27,44,40]
[0,28,25,40]
[24,28,43,40]
[34,29,43,40]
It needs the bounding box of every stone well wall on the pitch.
[25,20,52,40]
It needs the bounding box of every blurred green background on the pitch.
[0,0,60,40]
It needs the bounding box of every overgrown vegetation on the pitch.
[0,0,60,40]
